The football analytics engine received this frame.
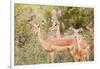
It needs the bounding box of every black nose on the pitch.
[75,36,77,39]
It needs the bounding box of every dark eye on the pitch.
[38,25,40,28]
[55,23,57,26]
[42,20,44,23]
[79,31,82,33]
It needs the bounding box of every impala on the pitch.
[86,26,94,60]
[28,22,79,63]
[86,26,94,51]
[49,23,90,61]
[49,22,61,38]
[73,28,90,61]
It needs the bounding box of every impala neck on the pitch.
[56,24,61,38]
[37,27,41,38]
[37,27,45,41]
[37,27,49,50]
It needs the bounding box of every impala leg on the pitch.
[47,53,50,63]
[69,47,78,62]
[73,56,78,62]
[64,49,68,62]
[71,53,79,62]
[49,52,55,63]
[64,50,67,62]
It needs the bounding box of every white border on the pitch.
[14,0,95,8]
[11,0,14,68]
[11,0,95,69]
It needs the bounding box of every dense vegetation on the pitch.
[14,4,94,65]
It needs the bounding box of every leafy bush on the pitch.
[14,4,94,65]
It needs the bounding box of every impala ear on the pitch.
[69,26,74,30]
[79,28,83,32]
[42,20,44,23]
[86,26,91,31]
[32,25,34,28]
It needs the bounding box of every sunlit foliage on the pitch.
[14,4,94,65]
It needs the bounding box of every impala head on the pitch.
[49,23,60,33]
[86,26,94,35]
[31,23,40,34]
[72,28,83,40]
[73,28,83,36]
[27,16,45,34]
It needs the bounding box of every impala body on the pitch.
[49,23,90,61]
[31,24,79,63]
